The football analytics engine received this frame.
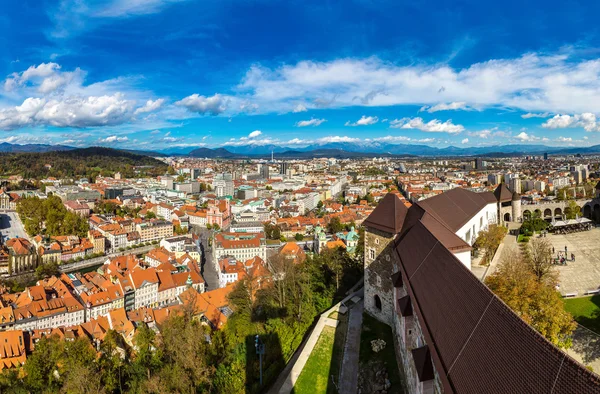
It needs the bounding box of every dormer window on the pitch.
[411,345,434,382]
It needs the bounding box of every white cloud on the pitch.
[293,104,307,113]
[389,117,464,134]
[100,135,129,143]
[420,102,469,113]
[237,53,600,114]
[0,94,137,129]
[296,118,327,127]
[134,98,165,115]
[315,136,361,143]
[0,63,172,131]
[175,93,228,115]
[556,136,572,142]
[521,112,551,119]
[248,130,262,138]
[4,62,84,94]
[461,138,469,144]
[514,132,539,142]
[345,115,378,126]
[542,113,600,132]
[240,101,259,112]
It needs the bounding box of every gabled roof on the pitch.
[393,219,600,393]
[415,188,492,233]
[493,183,512,203]
[362,193,408,234]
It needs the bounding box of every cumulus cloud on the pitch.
[4,62,84,94]
[175,93,228,115]
[461,138,469,144]
[345,115,378,126]
[293,104,308,113]
[556,136,573,142]
[0,62,172,132]
[389,117,464,134]
[542,113,600,132]
[315,136,361,143]
[419,102,469,113]
[514,132,539,142]
[296,118,327,127]
[0,94,137,130]
[134,98,165,115]
[237,54,600,114]
[248,130,262,138]
[100,135,129,143]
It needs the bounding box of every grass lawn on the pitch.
[564,295,600,334]
[294,326,337,394]
[294,311,349,394]
[358,313,404,394]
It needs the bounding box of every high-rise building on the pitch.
[280,162,289,175]
[259,163,270,179]
[509,177,521,194]
[212,173,234,197]
[475,157,485,170]
[544,152,548,160]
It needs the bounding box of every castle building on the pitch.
[363,191,600,393]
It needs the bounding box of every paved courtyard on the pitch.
[545,228,600,296]
[0,211,29,242]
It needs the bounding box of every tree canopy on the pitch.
[17,195,89,237]
[485,248,575,348]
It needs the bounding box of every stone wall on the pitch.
[364,226,399,326]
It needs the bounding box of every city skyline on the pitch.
[2,0,600,150]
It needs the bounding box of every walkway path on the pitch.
[482,223,520,280]
[339,299,364,394]
[271,286,363,394]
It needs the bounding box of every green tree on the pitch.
[35,261,60,280]
[145,211,157,219]
[327,216,343,234]
[566,200,581,220]
[485,248,575,348]
[294,233,303,241]
[24,335,62,391]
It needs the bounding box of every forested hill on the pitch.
[0,147,167,180]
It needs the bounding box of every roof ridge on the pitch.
[550,354,566,394]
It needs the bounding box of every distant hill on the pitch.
[0,142,75,153]
[0,147,167,180]
[186,142,600,158]
[188,147,239,158]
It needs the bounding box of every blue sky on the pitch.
[1,0,600,150]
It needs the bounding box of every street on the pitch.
[194,228,220,291]
[0,211,29,242]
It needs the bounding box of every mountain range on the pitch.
[2,141,600,158]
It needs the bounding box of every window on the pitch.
[369,249,376,261]
[374,294,382,311]
[375,238,380,245]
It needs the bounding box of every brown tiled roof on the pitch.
[479,191,497,204]
[415,188,492,233]
[362,193,408,234]
[393,220,600,393]
[493,183,512,202]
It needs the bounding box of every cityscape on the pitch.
[2,1,600,393]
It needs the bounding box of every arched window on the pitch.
[374,294,382,311]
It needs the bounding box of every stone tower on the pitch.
[511,191,521,223]
[362,194,407,326]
